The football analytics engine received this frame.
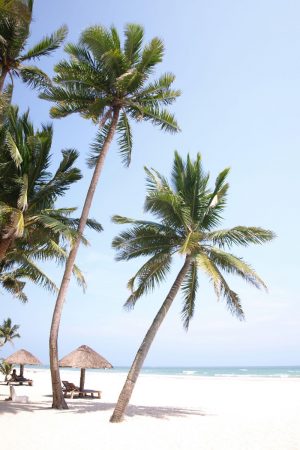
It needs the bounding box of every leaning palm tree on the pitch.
[0,317,20,346]
[40,23,180,409]
[0,106,102,296]
[110,152,275,422]
[0,0,67,93]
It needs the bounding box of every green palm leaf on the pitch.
[5,131,22,167]
[181,261,198,329]
[124,23,144,63]
[20,25,68,61]
[87,121,112,168]
[124,251,172,308]
[128,104,180,133]
[19,65,50,89]
[0,106,101,301]
[205,247,267,290]
[0,3,66,93]
[206,226,275,248]
[117,111,132,167]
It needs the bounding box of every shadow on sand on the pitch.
[0,395,207,419]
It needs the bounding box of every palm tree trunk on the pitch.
[0,68,8,93]
[110,255,192,423]
[49,107,120,409]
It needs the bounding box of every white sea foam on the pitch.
[182,370,197,375]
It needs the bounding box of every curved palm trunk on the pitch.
[110,255,192,423]
[49,107,120,409]
[0,68,8,93]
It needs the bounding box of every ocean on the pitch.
[37,366,300,378]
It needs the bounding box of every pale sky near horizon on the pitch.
[1,0,299,366]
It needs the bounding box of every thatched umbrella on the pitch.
[59,345,113,391]
[5,349,42,377]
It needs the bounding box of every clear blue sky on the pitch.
[1,0,299,366]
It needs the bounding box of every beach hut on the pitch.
[5,349,41,377]
[59,344,113,391]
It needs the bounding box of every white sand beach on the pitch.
[0,369,299,450]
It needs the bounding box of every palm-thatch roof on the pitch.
[5,349,41,365]
[59,345,112,369]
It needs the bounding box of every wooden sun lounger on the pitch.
[7,378,33,386]
[62,380,101,399]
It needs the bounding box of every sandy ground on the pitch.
[0,368,299,450]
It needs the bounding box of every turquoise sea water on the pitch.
[37,366,300,378]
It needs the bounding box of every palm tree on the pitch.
[0,106,102,297]
[0,317,20,346]
[110,152,275,422]
[0,0,67,93]
[40,23,180,409]
[0,360,12,381]
[0,231,85,302]
[0,317,19,381]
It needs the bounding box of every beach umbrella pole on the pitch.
[80,368,85,391]
[20,364,24,377]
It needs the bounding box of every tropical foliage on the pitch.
[0,0,67,92]
[110,152,275,422]
[0,317,19,380]
[41,23,180,166]
[0,317,20,346]
[0,360,12,381]
[39,23,180,409]
[0,106,102,300]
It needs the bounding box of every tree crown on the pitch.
[40,23,181,167]
[112,152,275,328]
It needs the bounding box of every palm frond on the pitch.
[205,227,276,249]
[5,131,22,167]
[20,65,51,90]
[197,252,244,319]
[181,261,198,329]
[17,173,28,211]
[212,264,245,320]
[196,252,221,297]
[112,220,176,261]
[20,25,68,61]
[117,111,132,167]
[144,171,190,230]
[205,247,267,290]
[138,37,164,74]
[72,263,87,291]
[87,120,112,168]
[124,23,144,64]
[13,256,58,294]
[80,25,116,61]
[128,104,180,133]
[0,274,27,302]
[124,251,172,308]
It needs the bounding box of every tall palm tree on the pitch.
[110,152,275,422]
[0,317,20,346]
[0,106,102,297]
[0,0,67,93]
[40,23,180,409]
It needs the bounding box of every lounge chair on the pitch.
[7,374,33,386]
[62,380,101,399]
